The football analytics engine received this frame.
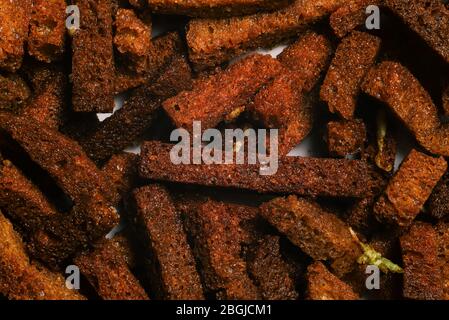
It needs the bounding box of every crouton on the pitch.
[436,223,449,300]
[21,64,67,129]
[0,159,58,232]
[163,54,282,132]
[139,140,376,198]
[75,237,149,300]
[182,199,259,299]
[428,172,449,220]
[443,83,449,115]
[149,0,292,18]
[385,0,449,63]
[247,235,299,300]
[327,120,366,157]
[321,31,381,119]
[187,0,345,70]
[72,0,115,112]
[28,0,66,63]
[259,196,362,277]
[374,149,447,227]
[132,185,204,300]
[0,0,30,72]
[0,74,31,112]
[401,222,443,300]
[114,9,152,73]
[81,54,193,164]
[306,262,359,300]
[0,212,84,300]
[330,0,383,38]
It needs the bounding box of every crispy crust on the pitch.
[0,0,30,72]
[163,54,282,132]
[75,237,149,300]
[0,160,58,232]
[148,0,292,18]
[21,64,67,129]
[133,185,204,300]
[72,0,115,112]
[0,74,31,112]
[385,0,449,63]
[306,262,359,300]
[247,235,298,300]
[0,212,84,300]
[259,196,362,277]
[401,222,443,300]
[327,120,366,157]
[183,200,260,299]
[374,149,447,227]
[278,32,332,92]
[139,140,376,198]
[81,54,193,164]
[186,0,345,70]
[28,0,66,63]
[114,31,183,94]
[321,31,381,119]
[330,0,383,38]
[114,9,152,73]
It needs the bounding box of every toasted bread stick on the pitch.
[187,0,345,70]
[247,235,299,300]
[260,196,361,277]
[401,222,443,300]
[0,74,31,112]
[149,0,292,18]
[0,212,84,300]
[374,149,447,227]
[139,141,376,198]
[306,262,359,300]
[0,0,30,72]
[327,120,366,157]
[132,185,204,300]
[163,53,282,132]
[385,0,449,63]
[28,0,66,63]
[182,200,259,299]
[75,237,149,300]
[321,31,381,119]
[72,0,115,112]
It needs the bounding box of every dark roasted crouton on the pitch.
[0,74,31,112]
[327,120,366,157]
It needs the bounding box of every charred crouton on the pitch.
[102,153,139,207]
[132,185,204,300]
[330,0,383,38]
[20,64,67,129]
[81,54,193,164]
[114,9,152,73]
[374,149,446,227]
[0,159,58,232]
[321,31,381,119]
[0,212,84,300]
[259,196,362,277]
[0,114,119,266]
[163,54,282,132]
[182,199,259,300]
[149,0,292,18]
[385,0,449,63]
[401,222,443,300]
[28,0,66,63]
[75,237,149,300]
[139,140,376,198]
[0,0,30,72]
[72,0,115,113]
[306,262,359,300]
[247,235,299,300]
[277,32,332,92]
[0,74,31,112]
[361,61,449,156]
[114,31,183,94]
[327,120,366,157]
[186,0,345,70]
